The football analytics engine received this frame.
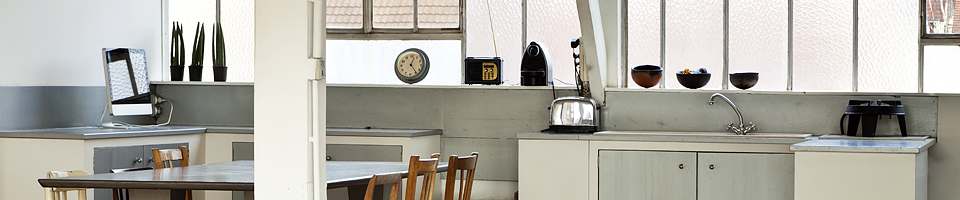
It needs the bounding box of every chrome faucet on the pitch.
[707,93,756,135]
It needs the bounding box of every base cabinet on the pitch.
[599,151,696,200]
[599,151,793,200]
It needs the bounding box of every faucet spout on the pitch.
[707,93,755,135]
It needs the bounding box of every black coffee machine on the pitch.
[521,42,552,86]
[840,100,907,137]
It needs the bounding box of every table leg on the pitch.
[169,189,186,200]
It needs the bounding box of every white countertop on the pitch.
[791,138,937,154]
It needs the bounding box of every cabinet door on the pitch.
[599,151,697,200]
[697,153,794,200]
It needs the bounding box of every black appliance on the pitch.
[464,57,503,85]
[841,100,908,137]
[521,42,552,86]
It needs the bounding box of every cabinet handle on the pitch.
[709,164,716,170]
[326,155,333,161]
[678,163,685,169]
[134,157,144,164]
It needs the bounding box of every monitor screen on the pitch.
[103,48,153,116]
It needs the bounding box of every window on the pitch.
[325,0,581,86]
[625,0,925,93]
[923,0,960,93]
[165,0,255,82]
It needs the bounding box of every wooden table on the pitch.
[38,161,447,200]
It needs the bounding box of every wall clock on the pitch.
[395,48,430,84]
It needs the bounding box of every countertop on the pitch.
[518,131,814,144]
[791,137,937,154]
[327,127,442,137]
[0,126,441,140]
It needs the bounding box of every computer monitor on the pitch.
[102,48,154,116]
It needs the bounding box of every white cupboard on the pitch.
[597,151,794,200]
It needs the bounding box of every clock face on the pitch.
[395,48,430,84]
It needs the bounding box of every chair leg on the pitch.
[78,189,88,200]
[43,188,54,200]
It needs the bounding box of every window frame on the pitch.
[326,0,466,40]
[619,0,932,93]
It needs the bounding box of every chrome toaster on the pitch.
[546,96,600,133]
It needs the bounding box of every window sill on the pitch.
[328,83,577,90]
[152,81,254,86]
[606,88,955,97]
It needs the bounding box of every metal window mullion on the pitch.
[918,0,925,93]
[852,0,859,92]
[460,0,466,84]
[722,0,730,90]
[659,0,666,89]
[522,0,527,45]
[413,0,419,32]
[787,0,794,91]
[622,0,629,88]
[363,0,373,33]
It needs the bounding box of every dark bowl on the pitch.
[729,72,759,90]
[676,73,711,89]
[631,65,663,88]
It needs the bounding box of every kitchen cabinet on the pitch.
[518,139,589,200]
[599,151,696,200]
[92,143,188,200]
[697,153,793,200]
[597,151,793,200]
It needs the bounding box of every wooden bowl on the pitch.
[631,65,662,88]
[676,73,711,89]
[729,72,759,90]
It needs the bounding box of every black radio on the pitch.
[464,57,503,85]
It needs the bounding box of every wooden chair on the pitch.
[443,152,479,200]
[151,146,191,200]
[362,173,404,200]
[45,170,89,200]
[152,146,190,169]
[363,154,441,200]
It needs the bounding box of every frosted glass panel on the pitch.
[728,0,788,91]
[374,0,414,28]
[527,0,581,86]
[170,0,216,81]
[923,46,960,93]
[858,0,919,92]
[418,0,460,28]
[326,40,461,85]
[626,0,661,88]
[327,0,363,29]
[220,0,255,82]
[793,0,853,91]
[925,0,960,34]
[665,0,724,89]
[466,0,522,85]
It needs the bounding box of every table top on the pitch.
[38,161,448,191]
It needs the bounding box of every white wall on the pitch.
[0,0,162,86]
[254,0,322,199]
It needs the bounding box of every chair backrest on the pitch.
[443,152,479,200]
[45,170,89,200]
[363,173,404,200]
[152,146,189,169]
[404,153,441,200]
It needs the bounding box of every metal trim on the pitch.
[363,0,373,33]
[722,0,730,90]
[852,0,859,92]
[659,0,666,89]
[326,33,463,40]
[622,0,629,88]
[787,0,794,91]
